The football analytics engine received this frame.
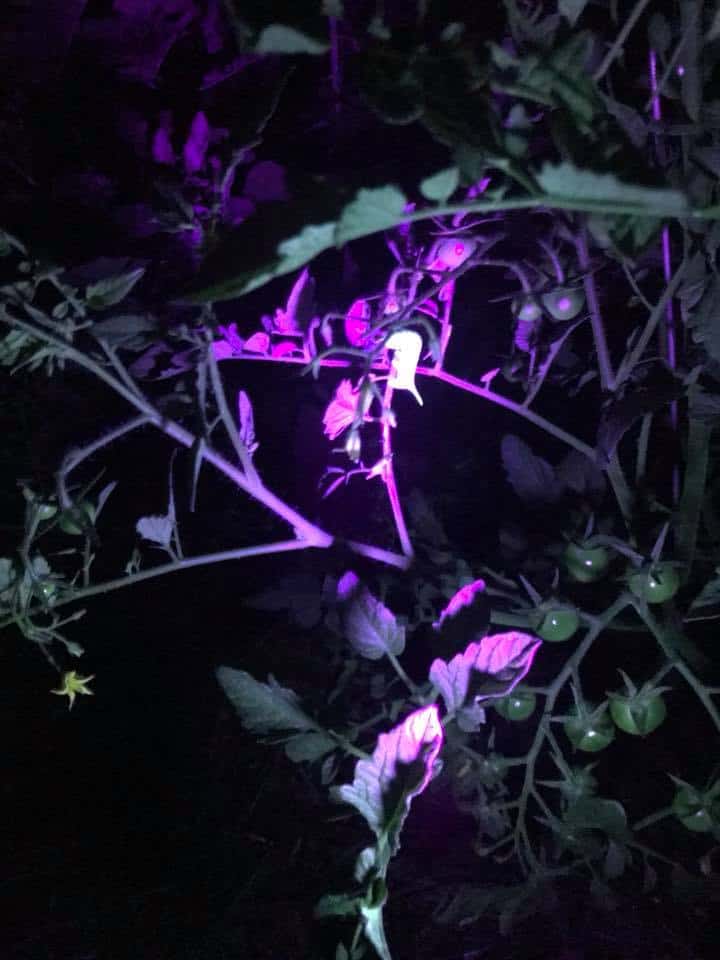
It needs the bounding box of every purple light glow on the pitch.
[556,295,572,312]
[323,379,370,440]
[430,631,541,715]
[433,579,486,631]
[335,705,443,836]
[345,298,371,347]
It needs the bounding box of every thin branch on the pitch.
[380,381,414,559]
[593,0,654,82]
[57,415,150,506]
[575,224,615,391]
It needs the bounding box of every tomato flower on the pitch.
[51,670,95,710]
[323,379,371,440]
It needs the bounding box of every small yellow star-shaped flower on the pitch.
[51,670,95,710]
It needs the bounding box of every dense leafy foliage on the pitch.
[3,1,720,957]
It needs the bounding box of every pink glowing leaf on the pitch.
[345,583,405,659]
[345,298,372,347]
[333,705,443,849]
[432,578,489,649]
[272,267,315,334]
[271,340,302,357]
[243,331,270,354]
[183,111,210,175]
[429,631,541,715]
[323,378,369,440]
[237,390,258,456]
[434,579,487,631]
[216,666,316,733]
[385,329,423,405]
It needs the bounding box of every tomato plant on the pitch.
[628,563,680,604]
[672,781,720,834]
[495,689,536,721]
[609,694,666,736]
[563,701,615,752]
[541,286,585,321]
[58,500,95,536]
[563,542,611,583]
[533,605,580,642]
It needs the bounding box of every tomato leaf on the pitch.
[429,631,541,715]
[216,667,316,734]
[332,705,443,850]
[501,434,563,505]
[335,186,408,245]
[344,582,405,660]
[419,167,459,203]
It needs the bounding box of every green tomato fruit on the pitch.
[37,503,57,521]
[512,296,542,322]
[672,786,720,833]
[609,693,666,736]
[541,286,585,321]
[58,500,95,536]
[536,607,580,642]
[628,563,680,604]
[564,709,615,752]
[564,542,610,583]
[495,690,536,721]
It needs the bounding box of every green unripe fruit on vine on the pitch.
[495,689,536,721]
[533,606,580,642]
[563,704,615,752]
[58,500,95,536]
[609,693,666,736]
[672,786,720,833]
[628,563,680,604]
[541,286,585,321]
[511,296,542,322]
[563,542,610,583]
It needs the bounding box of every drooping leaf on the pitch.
[432,579,489,650]
[136,513,173,548]
[85,267,145,310]
[284,731,336,762]
[256,24,328,55]
[216,667,316,734]
[501,434,562,504]
[335,186,408,245]
[429,631,541,716]
[536,163,689,216]
[237,390,259,456]
[564,797,631,841]
[419,167,459,203]
[332,705,443,850]
[344,584,405,660]
[91,313,156,347]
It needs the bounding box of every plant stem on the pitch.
[575,224,614,392]
[632,601,720,734]
[593,0,654,82]
[380,381,414,559]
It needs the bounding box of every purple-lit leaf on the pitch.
[256,24,329,55]
[136,513,173,548]
[429,632,541,715]
[420,167,459,203]
[323,379,368,441]
[242,161,289,203]
[237,391,259,456]
[271,340,302,357]
[85,267,144,310]
[183,111,210,175]
[243,331,270,354]
[274,267,315,333]
[501,434,562,505]
[336,186,408,245]
[432,578,490,649]
[333,705,443,851]
[344,585,405,660]
[216,667,316,734]
[284,731,336,763]
[91,313,156,347]
[344,298,372,347]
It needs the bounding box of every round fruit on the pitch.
[564,542,610,583]
[672,786,720,833]
[495,690,536,721]
[628,563,680,604]
[609,694,666,736]
[541,286,585,321]
[35,580,57,604]
[564,709,615,752]
[512,296,542,322]
[37,503,57,521]
[58,500,95,536]
[537,607,580,642]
